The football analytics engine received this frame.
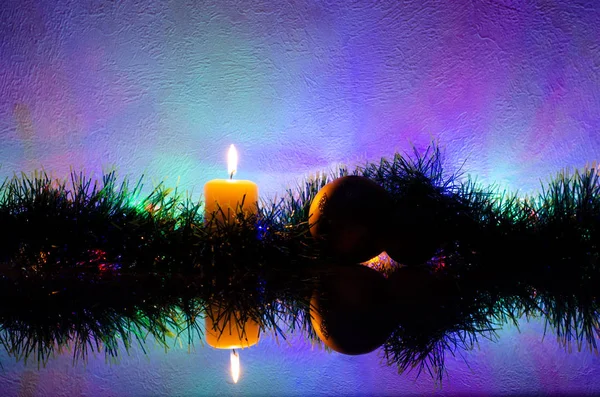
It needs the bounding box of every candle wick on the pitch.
[229,171,234,180]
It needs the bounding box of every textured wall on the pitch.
[1,0,600,395]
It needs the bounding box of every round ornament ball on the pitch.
[309,175,392,263]
[310,265,395,355]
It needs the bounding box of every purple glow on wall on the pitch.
[1,319,600,396]
[1,0,599,395]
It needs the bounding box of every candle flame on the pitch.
[227,144,238,178]
[230,349,240,383]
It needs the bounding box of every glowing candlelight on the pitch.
[227,144,237,178]
[204,144,258,224]
[230,349,240,384]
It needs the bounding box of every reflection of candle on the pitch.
[230,350,240,384]
[205,305,259,384]
[205,304,260,349]
[203,144,258,224]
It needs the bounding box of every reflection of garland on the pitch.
[0,145,599,381]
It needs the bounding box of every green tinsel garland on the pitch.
[0,145,599,381]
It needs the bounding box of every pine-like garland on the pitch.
[0,145,598,381]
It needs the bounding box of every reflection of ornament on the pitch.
[308,176,392,263]
[310,265,395,355]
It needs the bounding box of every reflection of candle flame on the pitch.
[230,349,240,383]
[228,144,238,179]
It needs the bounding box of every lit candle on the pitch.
[203,144,261,382]
[203,144,258,225]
